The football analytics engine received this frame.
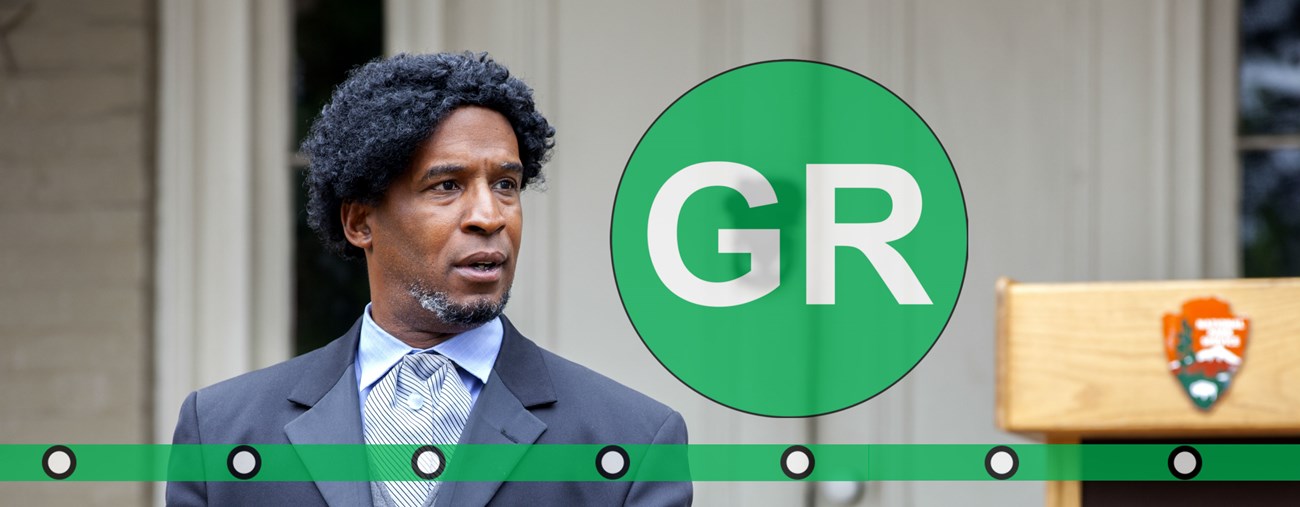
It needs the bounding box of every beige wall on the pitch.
[0,0,152,505]
[0,1,1239,506]
[393,1,1236,506]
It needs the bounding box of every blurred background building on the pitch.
[1,0,1297,505]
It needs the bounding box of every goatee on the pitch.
[407,283,510,328]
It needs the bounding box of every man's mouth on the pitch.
[454,251,508,282]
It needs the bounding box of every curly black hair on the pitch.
[301,52,555,259]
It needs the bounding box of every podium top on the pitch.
[996,277,1300,438]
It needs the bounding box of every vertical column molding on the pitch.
[192,0,254,387]
[524,0,559,349]
[1167,0,1210,279]
[1204,0,1240,278]
[1141,0,1217,280]
[155,0,198,449]
[700,0,739,77]
[385,0,446,55]
[252,0,294,369]
[1092,0,1217,281]
[1151,0,1174,278]
[154,0,292,461]
[704,0,817,72]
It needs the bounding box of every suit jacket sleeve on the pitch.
[624,410,692,506]
[166,390,208,506]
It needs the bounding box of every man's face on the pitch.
[366,106,524,332]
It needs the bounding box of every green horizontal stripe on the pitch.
[0,444,1292,482]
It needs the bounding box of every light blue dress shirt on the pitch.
[355,303,503,413]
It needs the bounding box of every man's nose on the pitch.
[462,183,506,235]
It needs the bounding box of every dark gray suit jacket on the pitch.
[167,316,691,506]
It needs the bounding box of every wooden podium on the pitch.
[995,277,1300,507]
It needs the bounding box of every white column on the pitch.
[251,0,294,370]
[154,0,292,478]
[1204,0,1242,279]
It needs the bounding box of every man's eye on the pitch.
[435,181,458,191]
[494,179,519,190]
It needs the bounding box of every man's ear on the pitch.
[340,200,375,252]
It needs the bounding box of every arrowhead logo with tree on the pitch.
[1162,297,1250,410]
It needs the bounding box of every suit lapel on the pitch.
[283,319,373,507]
[436,316,556,507]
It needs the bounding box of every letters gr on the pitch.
[646,161,931,307]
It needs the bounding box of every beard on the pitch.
[407,281,511,328]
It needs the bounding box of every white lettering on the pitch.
[647,161,780,307]
[806,164,931,305]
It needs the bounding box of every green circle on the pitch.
[612,60,967,417]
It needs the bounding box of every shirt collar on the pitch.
[356,303,502,392]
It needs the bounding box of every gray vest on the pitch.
[370,481,439,507]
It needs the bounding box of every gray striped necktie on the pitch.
[364,352,472,507]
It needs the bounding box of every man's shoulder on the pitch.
[527,344,681,440]
[197,345,329,397]
[539,347,670,410]
[188,334,351,421]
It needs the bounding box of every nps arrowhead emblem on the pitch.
[1162,297,1250,410]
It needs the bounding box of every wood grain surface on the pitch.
[997,277,1300,436]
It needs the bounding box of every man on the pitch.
[167,52,690,506]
